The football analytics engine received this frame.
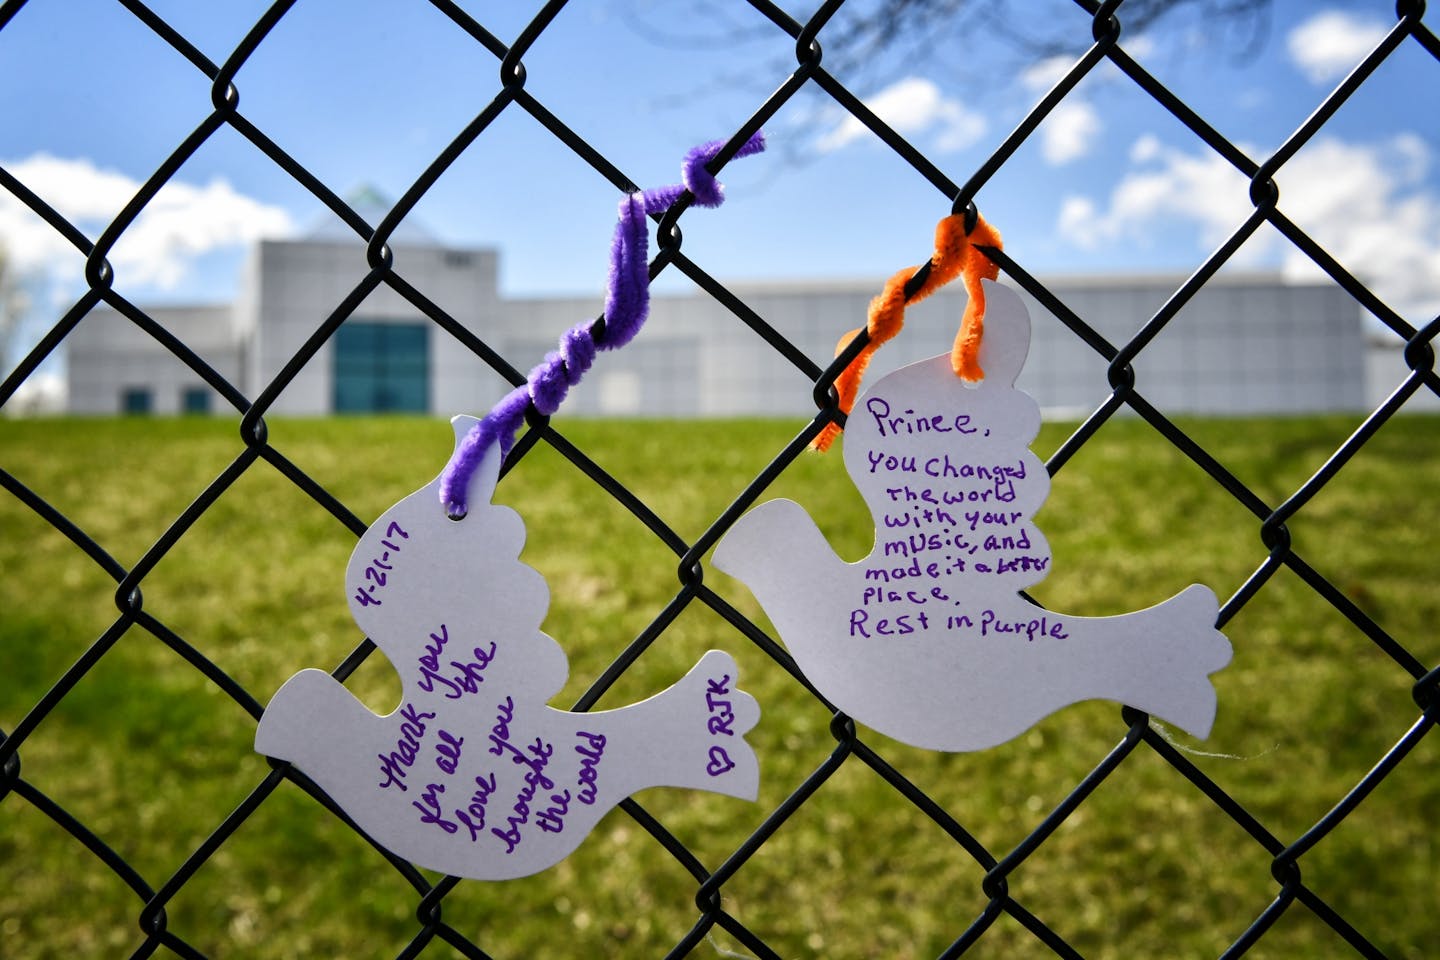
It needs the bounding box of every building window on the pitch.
[333,322,429,413]
[121,387,152,415]
[181,386,211,415]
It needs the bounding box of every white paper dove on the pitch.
[713,280,1231,752]
[255,418,759,880]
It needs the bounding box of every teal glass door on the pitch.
[333,322,429,413]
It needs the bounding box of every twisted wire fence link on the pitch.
[2,0,1438,957]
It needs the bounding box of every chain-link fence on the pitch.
[2,0,1438,957]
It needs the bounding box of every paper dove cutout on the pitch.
[255,417,759,880]
[713,280,1231,752]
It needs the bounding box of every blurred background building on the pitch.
[66,225,1387,420]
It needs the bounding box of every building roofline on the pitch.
[257,236,497,256]
[716,271,1296,296]
[86,301,233,313]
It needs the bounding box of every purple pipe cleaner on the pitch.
[438,130,766,518]
[600,193,650,352]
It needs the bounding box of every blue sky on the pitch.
[1,0,1437,383]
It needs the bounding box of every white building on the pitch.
[68,303,241,415]
[67,229,1372,419]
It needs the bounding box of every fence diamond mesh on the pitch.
[2,0,1438,958]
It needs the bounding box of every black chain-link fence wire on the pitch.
[2,0,1438,957]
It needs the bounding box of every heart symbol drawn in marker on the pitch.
[707,745,737,777]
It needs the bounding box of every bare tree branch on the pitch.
[620,0,1274,162]
[622,0,1274,87]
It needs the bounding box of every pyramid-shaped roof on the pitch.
[304,185,440,245]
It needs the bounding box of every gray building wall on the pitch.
[238,239,504,416]
[65,236,1373,419]
[629,272,1367,418]
[68,304,241,415]
[1366,337,1440,412]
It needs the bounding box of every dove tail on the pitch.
[635,650,761,802]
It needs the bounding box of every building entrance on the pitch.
[333,322,429,413]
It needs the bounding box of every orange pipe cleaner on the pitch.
[812,212,1002,452]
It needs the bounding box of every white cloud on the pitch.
[1270,134,1440,314]
[1057,135,1440,319]
[1129,134,1164,163]
[816,77,986,154]
[1020,55,1074,93]
[1056,139,1251,250]
[1287,10,1391,84]
[1056,196,1100,248]
[1123,35,1157,60]
[1041,100,1101,165]
[1018,56,1102,165]
[0,153,293,289]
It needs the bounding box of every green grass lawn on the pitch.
[1,413,1436,959]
